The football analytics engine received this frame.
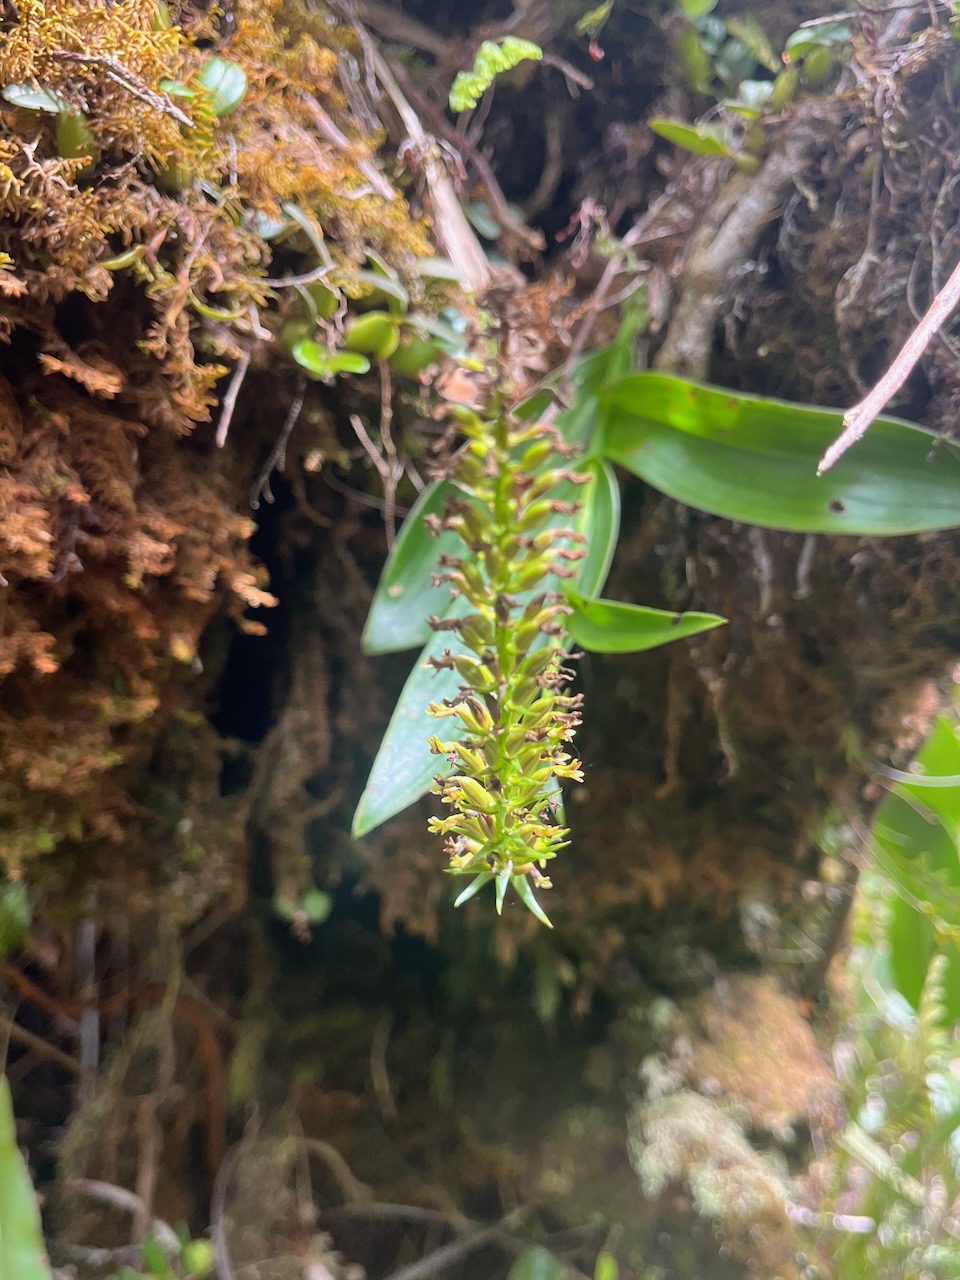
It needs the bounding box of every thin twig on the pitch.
[302,94,396,201]
[388,60,542,255]
[76,916,98,1103]
[302,1137,373,1202]
[47,52,194,127]
[350,413,404,546]
[383,1212,524,1280]
[370,1011,398,1122]
[355,0,450,57]
[216,350,250,448]
[259,264,335,290]
[63,1180,181,1255]
[210,1142,240,1280]
[354,27,491,292]
[818,253,960,473]
[251,378,307,509]
[561,193,671,386]
[541,52,594,95]
[0,1016,80,1076]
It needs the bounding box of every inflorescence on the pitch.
[425,401,587,925]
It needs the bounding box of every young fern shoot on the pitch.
[425,401,588,926]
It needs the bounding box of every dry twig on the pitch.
[251,378,308,508]
[655,110,835,378]
[0,1016,80,1076]
[818,253,960,472]
[302,94,396,202]
[351,24,491,292]
[63,1179,181,1255]
[216,349,250,448]
[47,51,194,127]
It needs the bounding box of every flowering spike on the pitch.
[425,398,587,923]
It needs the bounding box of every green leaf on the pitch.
[352,625,465,837]
[680,0,717,16]
[573,459,621,597]
[576,3,614,36]
[408,256,467,284]
[723,79,774,120]
[465,201,502,240]
[784,21,852,61]
[881,715,960,839]
[55,110,97,163]
[602,373,960,535]
[197,58,247,116]
[874,792,960,1015]
[290,339,370,380]
[325,353,372,376]
[453,872,494,906]
[512,874,553,928]
[594,1251,619,1280]
[725,16,780,73]
[2,84,70,113]
[677,28,713,94]
[565,593,726,653]
[362,479,464,655]
[508,1247,566,1280]
[0,882,29,958]
[0,1077,52,1280]
[649,120,733,158]
[335,269,410,313]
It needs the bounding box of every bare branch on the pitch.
[63,1179,180,1255]
[818,253,960,473]
[251,379,307,508]
[215,350,250,448]
[47,52,194,128]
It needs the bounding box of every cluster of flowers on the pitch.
[425,403,587,925]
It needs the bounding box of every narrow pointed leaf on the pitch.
[874,790,960,1018]
[495,868,510,914]
[602,373,960,534]
[512,874,553,928]
[565,591,725,653]
[453,872,494,906]
[0,1077,52,1280]
[572,459,620,597]
[881,714,960,838]
[352,626,465,836]
[2,84,70,114]
[362,480,463,655]
[650,120,733,157]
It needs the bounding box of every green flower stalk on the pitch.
[424,401,587,926]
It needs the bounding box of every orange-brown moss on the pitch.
[0,0,433,889]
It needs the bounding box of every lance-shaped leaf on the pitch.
[0,1076,52,1280]
[565,592,726,653]
[362,480,463,655]
[602,373,960,535]
[352,626,466,837]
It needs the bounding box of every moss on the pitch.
[629,1090,804,1280]
[0,0,434,895]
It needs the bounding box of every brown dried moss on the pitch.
[0,0,432,891]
